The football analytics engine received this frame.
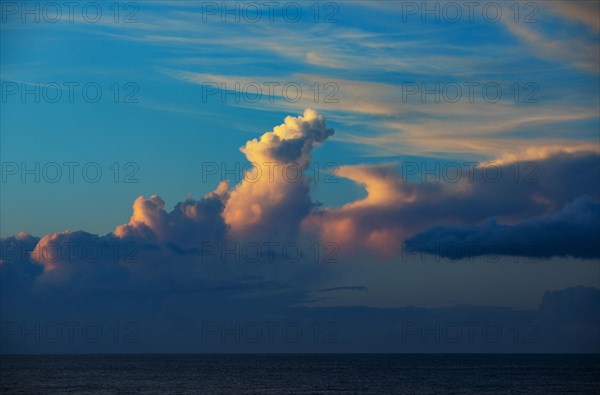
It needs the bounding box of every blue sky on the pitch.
[1,1,599,353]
[2,0,598,236]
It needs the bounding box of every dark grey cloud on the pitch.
[0,233,43,291]
[406,195,600,259]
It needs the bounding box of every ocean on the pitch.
[1,354,599,394]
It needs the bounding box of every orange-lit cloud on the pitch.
[224,109,333,240]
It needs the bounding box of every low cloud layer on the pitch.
[407,195,600,259]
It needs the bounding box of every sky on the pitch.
[0,0,599,353]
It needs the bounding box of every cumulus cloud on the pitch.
[0,232,43,291]
[1,110,336,297]
[224,108,334,240]
[114,181,229,249]
[30,231,131,287]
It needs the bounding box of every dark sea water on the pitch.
[1,354,599,394]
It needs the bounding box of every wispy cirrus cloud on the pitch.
[163,69,599,160]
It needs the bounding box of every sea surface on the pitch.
[1,354,599,394]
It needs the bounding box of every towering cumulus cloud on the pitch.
[224,109,334,240]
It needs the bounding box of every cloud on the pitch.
[405,195,600,259]
[11,111,594,265]
[0,232,43,291]
[223,108,333,240]
[547,0,600,33]
[166,70,599,161]
[114,181,229,249]
[536,285,600,352]
[503,4,600,73]
[2,111,598,266]
[30,231,132,287]
[304,151,600,258]
[539,285,600,324]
